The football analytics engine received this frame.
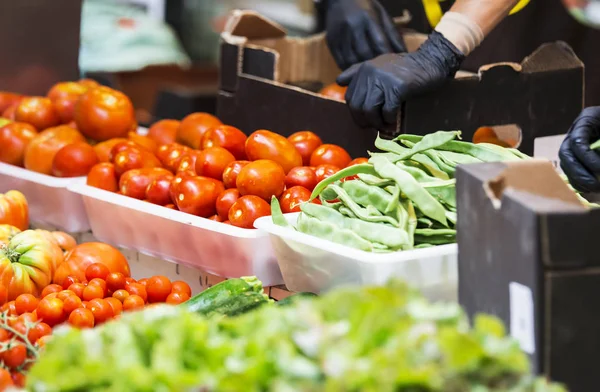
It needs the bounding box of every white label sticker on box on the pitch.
[534,134,566,174]
[509,282,536,355]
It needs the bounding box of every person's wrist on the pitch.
[434,12,484,56]
[417,31,465,78]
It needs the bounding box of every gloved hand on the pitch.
[322,0,406,71]
[559,107,600,193]
[337,31,464,130]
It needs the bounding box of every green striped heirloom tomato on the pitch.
[0,230,61,300]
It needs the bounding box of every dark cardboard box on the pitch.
[0,0,82,95]
[456,160,600,392]
[216,10,583,159]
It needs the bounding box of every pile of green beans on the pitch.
[271,131,588,253]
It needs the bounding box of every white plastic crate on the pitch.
[254,213,458,301]
[68,183,283,287]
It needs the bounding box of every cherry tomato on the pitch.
[228,195,271,229]
[87,298,113,323]
[41,284,63,298]
[138,278,149,287]
[125,277,137,285]
[176,152,199,174]
[56,290,75,302]
[24,125,86,175]
[15,96,60,130]
[3,343,27,368]
[74,86,136,141]
[113,289,130,303]
[201,125,247,160]
[280,186,313,213]
[92,138,127,163]
[216,188,240,221]
[126,283,147,302]
[105,297,123,316]
[128,132,157,153]
[2,103,18,120]
[208,214,223,222]
[222,160,250,189]
[68,307,95,328]
[88,278,108,293]
[82,284,105,301]
[0,92,22,113]
[108,141,142,161]
[11,371,25,388]
[236,160,285,200]
[177,112,222,149]
[62,295,83,315]
[14,294,39,315]
[37,297,65,326]
[164,204,177,210]
[148,119,180,145]
[315,164,341,182]
[0,369,13,389]
[146,276,172,303]
[106,272,126,292]
[62,275,80,290]
[113,148,162,177]
[1,301,17,316]
[166,292,190,305]
[347,157,369,167]
[51,142,98,177]
[85,263,110,281]
[0,122,37,166]
[47,81,89,123]
[319,83,347,101]
[119,167,172,200]
[171,281,192,297]
[86,162,119,192]
[27,322,52,345]
[288,131,323,166]
[156,143,190,172]
[10,320,27,338]
[123,294,145,311]
[0,285,7,307]
[310,144,351,168]
[0,329,9,343]
[171,174,223,217]
[68,283,85,299]
[195,147,236,180]
[285,166,318,191]
[245,130,302,173]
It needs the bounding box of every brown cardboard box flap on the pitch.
[223,9,287,41]
[484,160,585,211]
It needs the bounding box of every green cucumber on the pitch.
[182,276,272,317]
[277,292,317,307]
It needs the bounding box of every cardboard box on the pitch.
[217,10,583,159]
[456,160,600,392]
[0,0,82,95]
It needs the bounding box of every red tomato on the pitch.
[68,307,95,328]
[119,167,172,200]
[2,103,18,121]
[62,275,80,289]
[106,272,126,292]
[347,157,369,167]
[93,138,128,163]
[68,283,85,299]
[195,147,236,180]
[126,282,147,302]
[3,343,26,368]
[177,112,222,149]
[146,176,173,205]
[86,163,118,192]
[176,152,199,174]
[236,160,285,200]
[171,174,223,217]
[228,195,270,229]
[128,132,157,153]
[146,276,172,303]
[47,81,89,123]
[24,125,86,175]
[310,144,351,168]
[82,284,104,301]
[74,86,136,141]
[171,281,192,297]
[285,166,318,191]
[166,292,190,304]
[27,322,52,345]
[148,119,180,145]
[52,142,99,177]
[56,290,75,302]
[319,83,347,101]
[315,164,341,182]
[156,143,190,172]
[0,92,22,113]
[105,297,123,316]
[0,301,16,316]
[41,284,63,298]
[88,278,108,293]
[78,78,100,89]
[36,297,65,326]
[85,263,110,281]
[222,160,250,189]
[208,214,223,222]
[216,188,240,221]
[15,294,39,315]
[201,125,247,160]
[11,371,25,388]
[87,298,114,323]
[123,294,145,311]
[245,130,302,173]
[113,148,162,177]
[113,289,130,303]
[164,204,177,210]
[62,295,83,315]
[288,131,323,166]
[15,96,61,130]
[279,186,312,213]
[0,122,37,166]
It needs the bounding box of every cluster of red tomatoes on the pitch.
[86,112,367,229]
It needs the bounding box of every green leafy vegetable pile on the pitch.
[27,281,564,391]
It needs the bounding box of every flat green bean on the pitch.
[341,179,393,212]
[374,135,409,155]
[310,163,377,200]
[396,162,439,183]
[422,151,456,175]
[415,228,456,236]
[270,197,293,228]
[356,173,395,187]
[436,150,483,165]
[338,206,358,219]
[414,234,455,245]
[370,156,448,225]
[297,213,373,251]
[401,134,518,162]
[385,184,401,213]
[409,153,450,180]
[404,199,417,248]
[393,130,461,160]
[445,211,457,225]
[327,184,400,226]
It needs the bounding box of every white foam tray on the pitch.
[0,163,89,232]
[254,213,458,302]
[68,183,284,287]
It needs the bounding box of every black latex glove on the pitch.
[559,107,600,193]
[337,31,464,130]
[323,0,406,71]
